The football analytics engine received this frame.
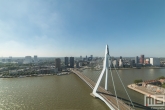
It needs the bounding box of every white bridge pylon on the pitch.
[92,45,116,110]
[93,45,109,92]
[92,45,134,110]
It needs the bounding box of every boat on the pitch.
[19,76,26,78]
[57,72,69,76]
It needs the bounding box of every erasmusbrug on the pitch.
[72,45,135,110]
[92,45,134,110]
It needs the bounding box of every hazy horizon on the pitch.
[1,54,165,58]
[0,0,165,57]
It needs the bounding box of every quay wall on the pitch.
[128,84,165,102]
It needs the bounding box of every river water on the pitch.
[0,68,165,110]
[0,74,109,110]
[82,68,165,110]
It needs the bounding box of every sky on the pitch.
[0,0,165,57]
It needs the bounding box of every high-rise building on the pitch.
[79,62,82,67]
[130,60,135,67]
[88,57,92,61]
[140,55,144,64]
[145,59,150,64]
[150,58,160,66]
[64,57,68,67]
[119,56,123,67]
[70,57,74,68]
[34,55,38,63]
[119,59,123,67]
[120,56,122,59]
[80,56,82,61]
[112,60,117,67]
[55,58,61,71]
[23,56,32,64]
[91,55,93,60]
[135,56,139,64]
[76,62,79,68]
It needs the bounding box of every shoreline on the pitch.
[112,67,165,70]
[0,72,71,78]
[128,84,165,102]
[93,67,165,71]
[0,74,55,78]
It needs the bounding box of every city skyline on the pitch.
[0,0,165,57]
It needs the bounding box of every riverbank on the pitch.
[92,67,165,71]
[128,84,165,102]
[0,74,55,78]
[0,72,72,78]
[116,67,165,70]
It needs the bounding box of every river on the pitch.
[0,68,165,110]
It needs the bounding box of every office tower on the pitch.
[150,58,160,66]
[76,62,79,68]
[79,62,82,67]
[140,55,144,64]
[80,56,82,61]
[70,57,74,68]
[112,60,117,67]
[130,60,135,67]
[55,58,61,71]
[119,56,123,67]
[91,55,93,60]
[23,56,32,64]
[119,59,123,67]
[145,59,150,64]
[120,56,122,59]
[34,55,38,63]
[135,56,139,64]
[64,57,68,67]
[88,57,92,61]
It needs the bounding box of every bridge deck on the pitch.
[72,69,134,110]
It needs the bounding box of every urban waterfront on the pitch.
[1,0,165,109]
[0,68,165,110]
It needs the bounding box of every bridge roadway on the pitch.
[71,69,134,110]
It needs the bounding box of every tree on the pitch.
[134,79,143,84]
[162,83,165,88]
[158,76,165,80]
